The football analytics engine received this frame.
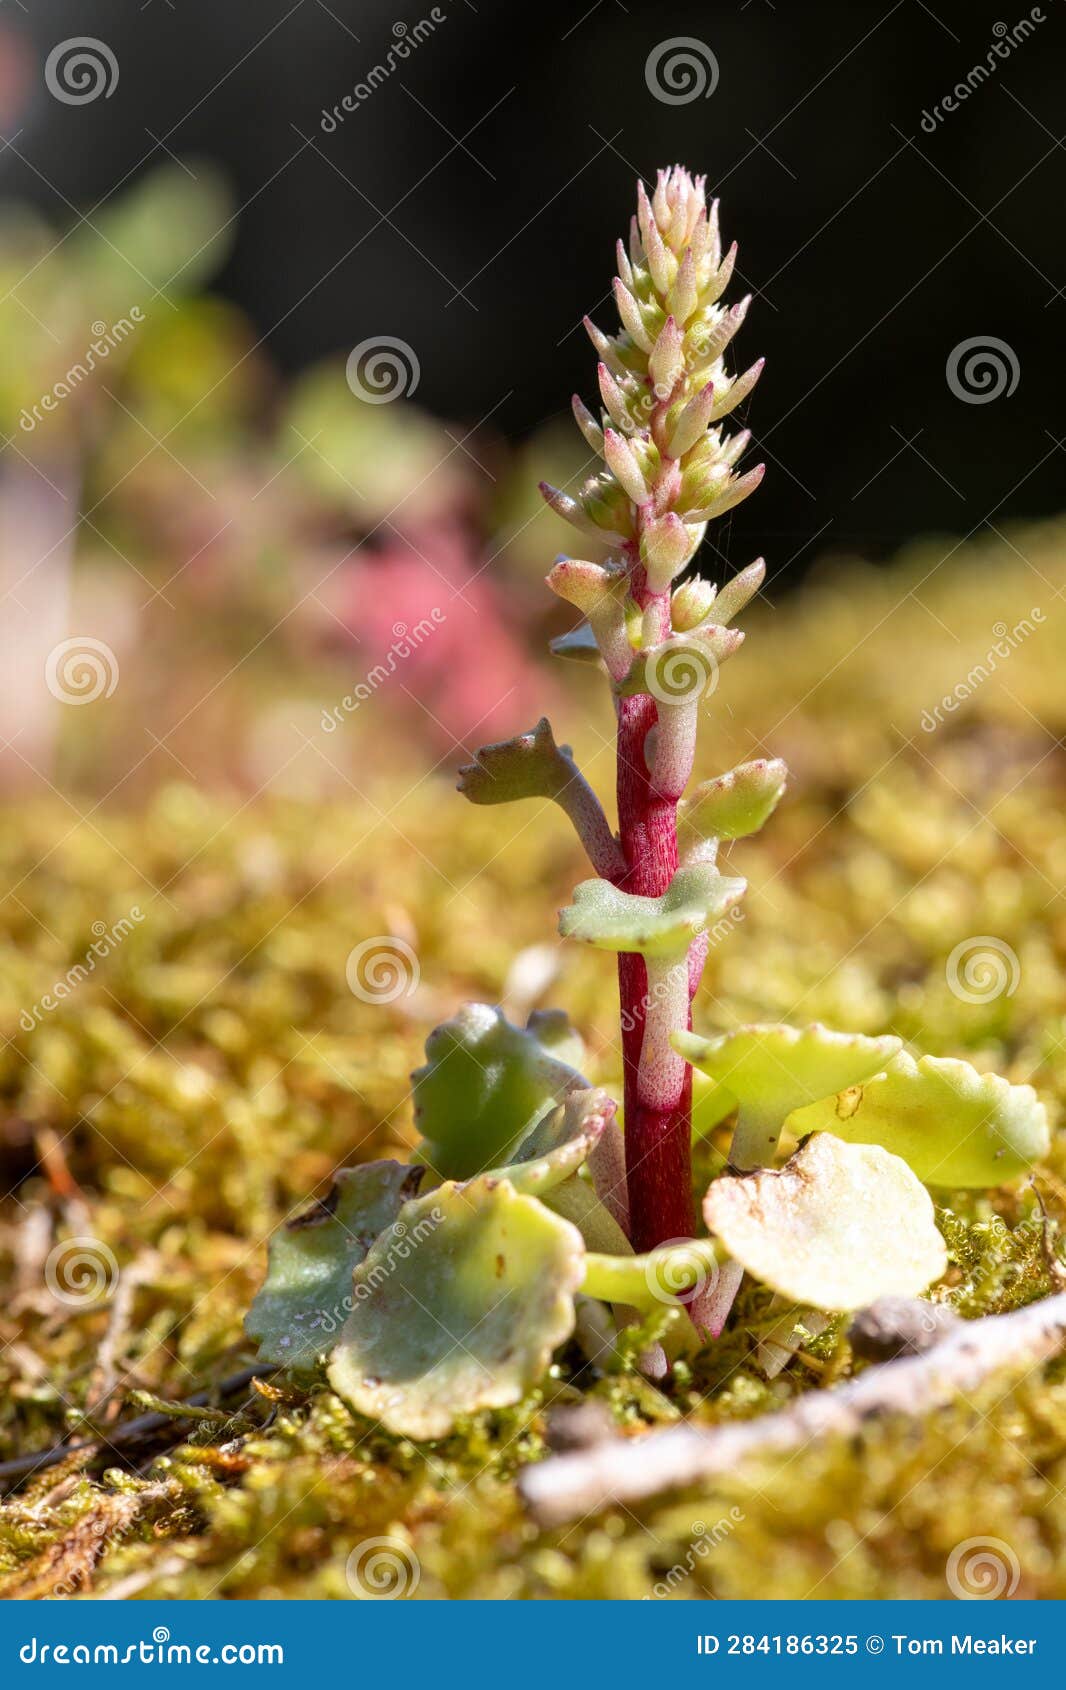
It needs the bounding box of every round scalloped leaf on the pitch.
[245,1162,423,1374]
[488,1086,616,1197]
[702,1133,947,1311]
[674,1022,902,1127]
[411,1003,586,1180]
[679,758,788,847]
[543,1171,633,1254]
[327,1177,585,1440]
[787,1050,1050,1188]
[691,1068,738,1139]
[560,865,746,958]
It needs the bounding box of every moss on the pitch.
[2,520,1066,1597]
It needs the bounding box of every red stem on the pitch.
[615,588,696,1250]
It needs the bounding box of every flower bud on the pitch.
[581,473,635,538]
[649,316,684,397]
[612,278,654,353]
[640,512,698,592]
[683,463,765,526]
[707,359,764,423]
[637,181,675,293]
[666,251,698,326]
[666,380,716,459]
[603,428,649,504]
[597,363,632,432]
[671,576,717,632]
[571,394,604,454]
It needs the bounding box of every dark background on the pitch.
[3,0,1063,581]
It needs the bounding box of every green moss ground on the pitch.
[3,520,1066,1598]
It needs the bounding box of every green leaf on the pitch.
[702,1133,947,1311]
[543,1172,633,1254]
[691,1068,738,1139]
[327,1176,585,1440]
[245,1162,423,1374]
[486,1086,617,1197]
[411,1004,586,1181]
[674,1022,901,1167]
[787,1050,1050,1188]
[581,1238,724,1309]
[678,758,787,847]
[559,865,746,958]
[456,717,578,807]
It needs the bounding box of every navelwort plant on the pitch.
[247,168,1050,1438]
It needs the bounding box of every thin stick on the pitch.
[519,1292,1066,1529]
[0,1364,273,1493]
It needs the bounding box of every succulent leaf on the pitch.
[581,1237,724,1309]
[411,1003,586,1180]
[560,865,746,958]
[327,1177,585,1440]
[456,717,577,807]
[485,1086,616,1197]
[678,758,788,848]
[702,1133,947,1311]
[245,1162,423,1374]
[787,1050,1050,1188]
[713,557,766,624]
[674,1022,902,1169]
[675,1022,902,1128]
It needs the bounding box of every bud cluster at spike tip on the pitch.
[542,165,765,634]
